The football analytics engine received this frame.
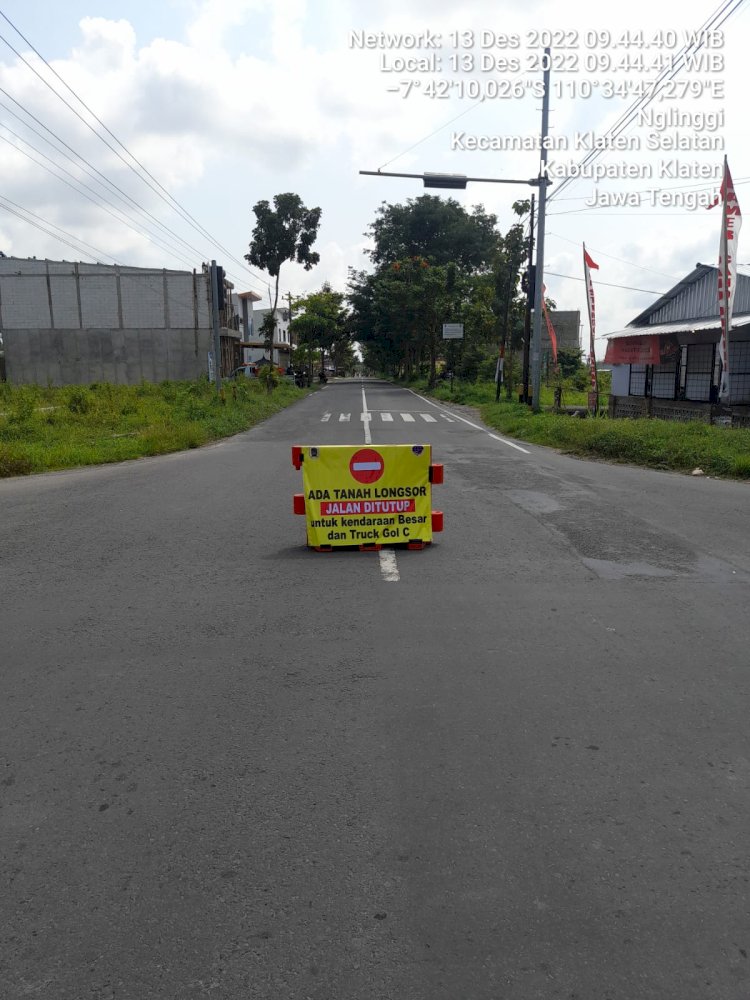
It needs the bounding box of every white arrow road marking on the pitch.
[321,413,331,422]
[420,413,437,422]
[339,413,351,422]
[379,549,400,582]
[400,413,415,422]
[381,412,393,421]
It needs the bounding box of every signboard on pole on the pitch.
[442,323,464,340]
[297,444,434,548]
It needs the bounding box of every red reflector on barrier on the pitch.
[429,463,444,484]
[431,511,443,532]
[292,446,303,470]
[293,494,306,515]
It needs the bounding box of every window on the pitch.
[629,360,678,398]
[650,360,678,399]
[730,340,750,403]
[684,344,714,401]
[629,364,647,396]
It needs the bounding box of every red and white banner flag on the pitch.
[708,157,742,403]
[541,284,558,365]
[583,244,599,394]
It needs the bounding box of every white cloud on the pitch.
[0,0,746,339]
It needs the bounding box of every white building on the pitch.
[233,295,293,368]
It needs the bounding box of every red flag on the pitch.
[583,243,599,396]
[708,157,742,403]
[541,283,558,365]
[583,249,599,271]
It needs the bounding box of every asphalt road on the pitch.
[2,378,749,1000]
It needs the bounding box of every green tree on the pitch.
[246,193,321,356]
[365,195,499,269]
[290,284,352,378]
[490,203,529,398]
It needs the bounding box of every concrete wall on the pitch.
[0,259,212,385]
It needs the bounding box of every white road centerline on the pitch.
[361,386,372,444]
[362,388,399,583]
[379,549,400,582]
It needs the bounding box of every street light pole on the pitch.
[361,53,553,410]
[530,48,551,413]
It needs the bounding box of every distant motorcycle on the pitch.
[318,371,328,384]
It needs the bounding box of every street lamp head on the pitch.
[422,172,468,190]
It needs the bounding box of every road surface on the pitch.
[2,379,749,999]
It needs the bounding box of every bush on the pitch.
[67,388,91,414]
[10,388,37,424]
[0,448,33,477]
[257,366,281,392]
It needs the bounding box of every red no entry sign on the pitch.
[349,448,384,484]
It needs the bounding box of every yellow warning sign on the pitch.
[299,444,433,548]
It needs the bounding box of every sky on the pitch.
[0,0,748,356]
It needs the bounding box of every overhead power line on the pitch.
[549,0,747,203]
[545,271,666,295]
[0,12,267,285]
[546,232,681,280]
[0,10,280,294]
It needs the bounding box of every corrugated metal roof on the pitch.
[604,315,750,340]
[627,264,750,327]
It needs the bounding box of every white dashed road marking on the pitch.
[379,549,400,582]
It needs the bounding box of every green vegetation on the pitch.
[349,194,525,385]
[290,283,355,377]
[406,376,750,480]
[0,377,309,478]
[246,192,321,353]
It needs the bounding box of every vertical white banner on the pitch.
[583,244,599,398]
[711,158,743,403]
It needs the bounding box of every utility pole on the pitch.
[521,194,535,405]
[530,49,551,413]
[495,256,515,403]
[209,260,222,392]
[285,291,296,370]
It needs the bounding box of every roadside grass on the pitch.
[402,377,750,480]
[0,377,310,478]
